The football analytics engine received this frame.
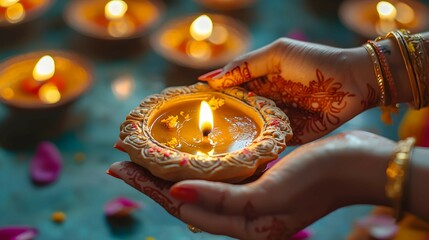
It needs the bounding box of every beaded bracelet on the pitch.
[385,137,416,222]
[368,40,398,106]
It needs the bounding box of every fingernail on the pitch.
[170,187,198,203]
[106,169,121,179]
[198,68,223,81]
[113,143,126,153]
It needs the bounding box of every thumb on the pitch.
[198,41,280,89]
[170,179,267,216]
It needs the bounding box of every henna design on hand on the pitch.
[221,61,252,88]
[255,217,290,240]
[118,162,183,218]
[243,69,355,145]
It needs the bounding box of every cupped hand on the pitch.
[199,38,375,144]
[108,131,394,240]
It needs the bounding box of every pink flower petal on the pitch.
[356,215,398,239]
[104,197,141,217]
[290,229,312,240]
[30,141,62,185]
[0,226,37,240]
[286,30,308,41]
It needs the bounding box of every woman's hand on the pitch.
[108,131,394,240]
[199,38,378,144]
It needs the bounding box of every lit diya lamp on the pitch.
[0,0,53,26]
[151,14,250,69]
[116,83,292,183]
[338,0,429,38]
[64,0,164,40]
[0,51,92,110]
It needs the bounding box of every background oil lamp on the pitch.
[0,0,53,27]
[151,13,250,69]
[338,0,429,38]
[64,0,164,40]
[0,51,92,148]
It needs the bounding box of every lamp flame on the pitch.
[199,101,213,137]
[105,0,128,20]
[0,0,19,8]
[33,55,55,82]
[190,15,213,41]
[377,1,397,20]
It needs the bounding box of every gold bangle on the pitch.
[386,30,421,109]
[402,31,429,108]
[385,137,416,222]
[364,43,387,106]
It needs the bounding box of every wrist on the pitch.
[327,131,394,207]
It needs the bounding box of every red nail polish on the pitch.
[106,169,121,179]
[198,68,223,81]
[170,187,198,203]
[113,143,126,152]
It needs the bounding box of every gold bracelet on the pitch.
[386,30,421,109]
[385,137,416,222]
[364,43,387,106]
[402,31,429,108]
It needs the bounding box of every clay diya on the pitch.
[151,13,250,69]
[117,83,292,183]
[339,0,429,38]
[64,0,164,40]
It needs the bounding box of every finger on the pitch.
[198,41,281,89]
[108,161,183,218]
[170,179,285,217]
[180,204,303,240]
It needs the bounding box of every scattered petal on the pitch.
[286,30,308,41]
[30,141,63,185]
[356,215,398,239]
[104,197,141,217]
[0,226,37,240]
[290,229,312,240]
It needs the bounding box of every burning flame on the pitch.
[33,55,55,82]
[199,101,213,137]
[190,15,213,41]
[377,1,397,20]
[105,0,128,20]
[0,0,19,7]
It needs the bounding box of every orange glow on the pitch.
[189,15,213,41]
[5,2,25,24]
[1,87,15,100]
[199,100,213,136]
[105,0,128,20]
[395,2,415,24]
[33,55,55,82]
[111,74,134,100]
[38,83,61,104]
[209,25,228,45]
[0,0,19,8]
[377,1,397,20]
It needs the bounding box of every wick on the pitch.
[202,130,211,138]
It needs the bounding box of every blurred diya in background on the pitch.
[117,83,292,183]
[64,0,164,40]
[0,51,92,109]
[0,0,53,26]
[193,0,257,10]
[0,51,92,148]
[151,13,250,69]
[339,0,429,38]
